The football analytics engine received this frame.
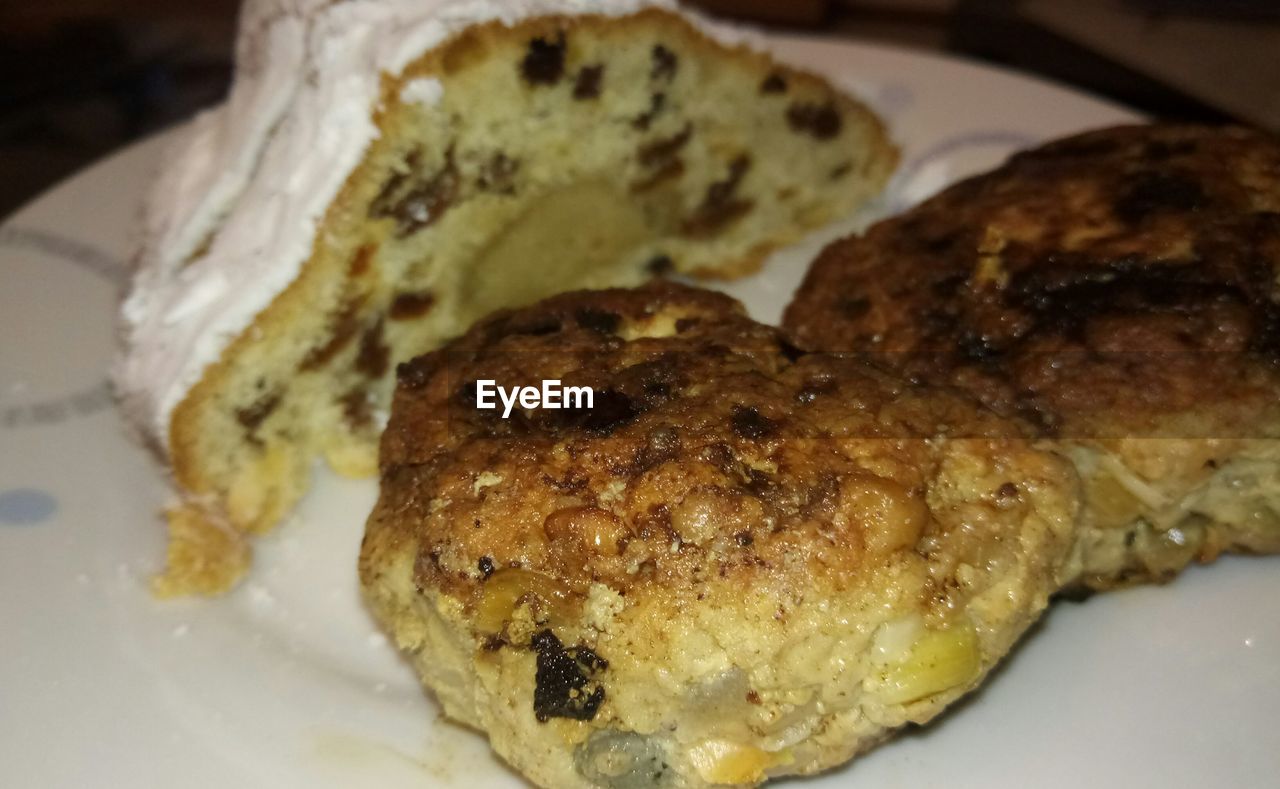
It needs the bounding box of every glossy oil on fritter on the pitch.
[785,124,1280,589]
[360,283,1079,788]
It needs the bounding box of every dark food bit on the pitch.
[646,254,675,276]
[477,152,521,194]
[1006,259,1247,343]
[633,125,693,191]
[340,386,373,429]
[1112,170,1207,224]
[604,359,679,410]
[545,388,641,437]
[370,154,417,221]
[389,290,437,320]
[348,244,376,277]
[355,318,390,378]
[632,92,666,131]
[369,154,413,216]
[491,313,562,339]
[786,100,842,140]
[453,378,479,408]
[1054,585,1097,604]
[760,72,787,94]
[573,64,604,99]
[682,155,754,237]
[397,159,459,236]
[796,375,837,404]
[478,555,495,579]
[531,629,608,722]
[371,150,460,237]
[237,391,281,437]
[637,124,693,169]
[300,300,363,370]
[521,33,567,85]
[731,405,778,439]
[574,308,622,334]
[578,389,639,436]
[839,297,871,319]
[650,44,678,81]
[630,159,684,192]
[777,337,807,362]
[829,161,854,180]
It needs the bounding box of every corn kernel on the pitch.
[874,621,981,705]
[687,740,792,785]
[474,568,575,634]
[544,506,629,556]
[841,476,927,555]
[972,255,1009,289]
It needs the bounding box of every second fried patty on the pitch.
[360,283,1079,788]
[784,124,1280,589]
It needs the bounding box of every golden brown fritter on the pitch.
[360,283,1079,788]
[784,124,1280,589]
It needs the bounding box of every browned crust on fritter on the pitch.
[784,124,1280,439]
[368,282,1043,609]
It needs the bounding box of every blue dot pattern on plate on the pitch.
[0,488,57,525]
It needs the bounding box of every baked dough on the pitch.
[360,283,1079,787]
[785,124,1280,590]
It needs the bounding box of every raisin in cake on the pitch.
[359,283,1079,788]
[116,0,897,595]
[785,124,1280,591]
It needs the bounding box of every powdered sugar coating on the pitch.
[400,77,445,107]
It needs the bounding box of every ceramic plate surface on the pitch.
[2,35,1276,789]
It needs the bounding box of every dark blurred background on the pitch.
[2,0,1277,218]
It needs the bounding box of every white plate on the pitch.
[2,35,1276,789]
